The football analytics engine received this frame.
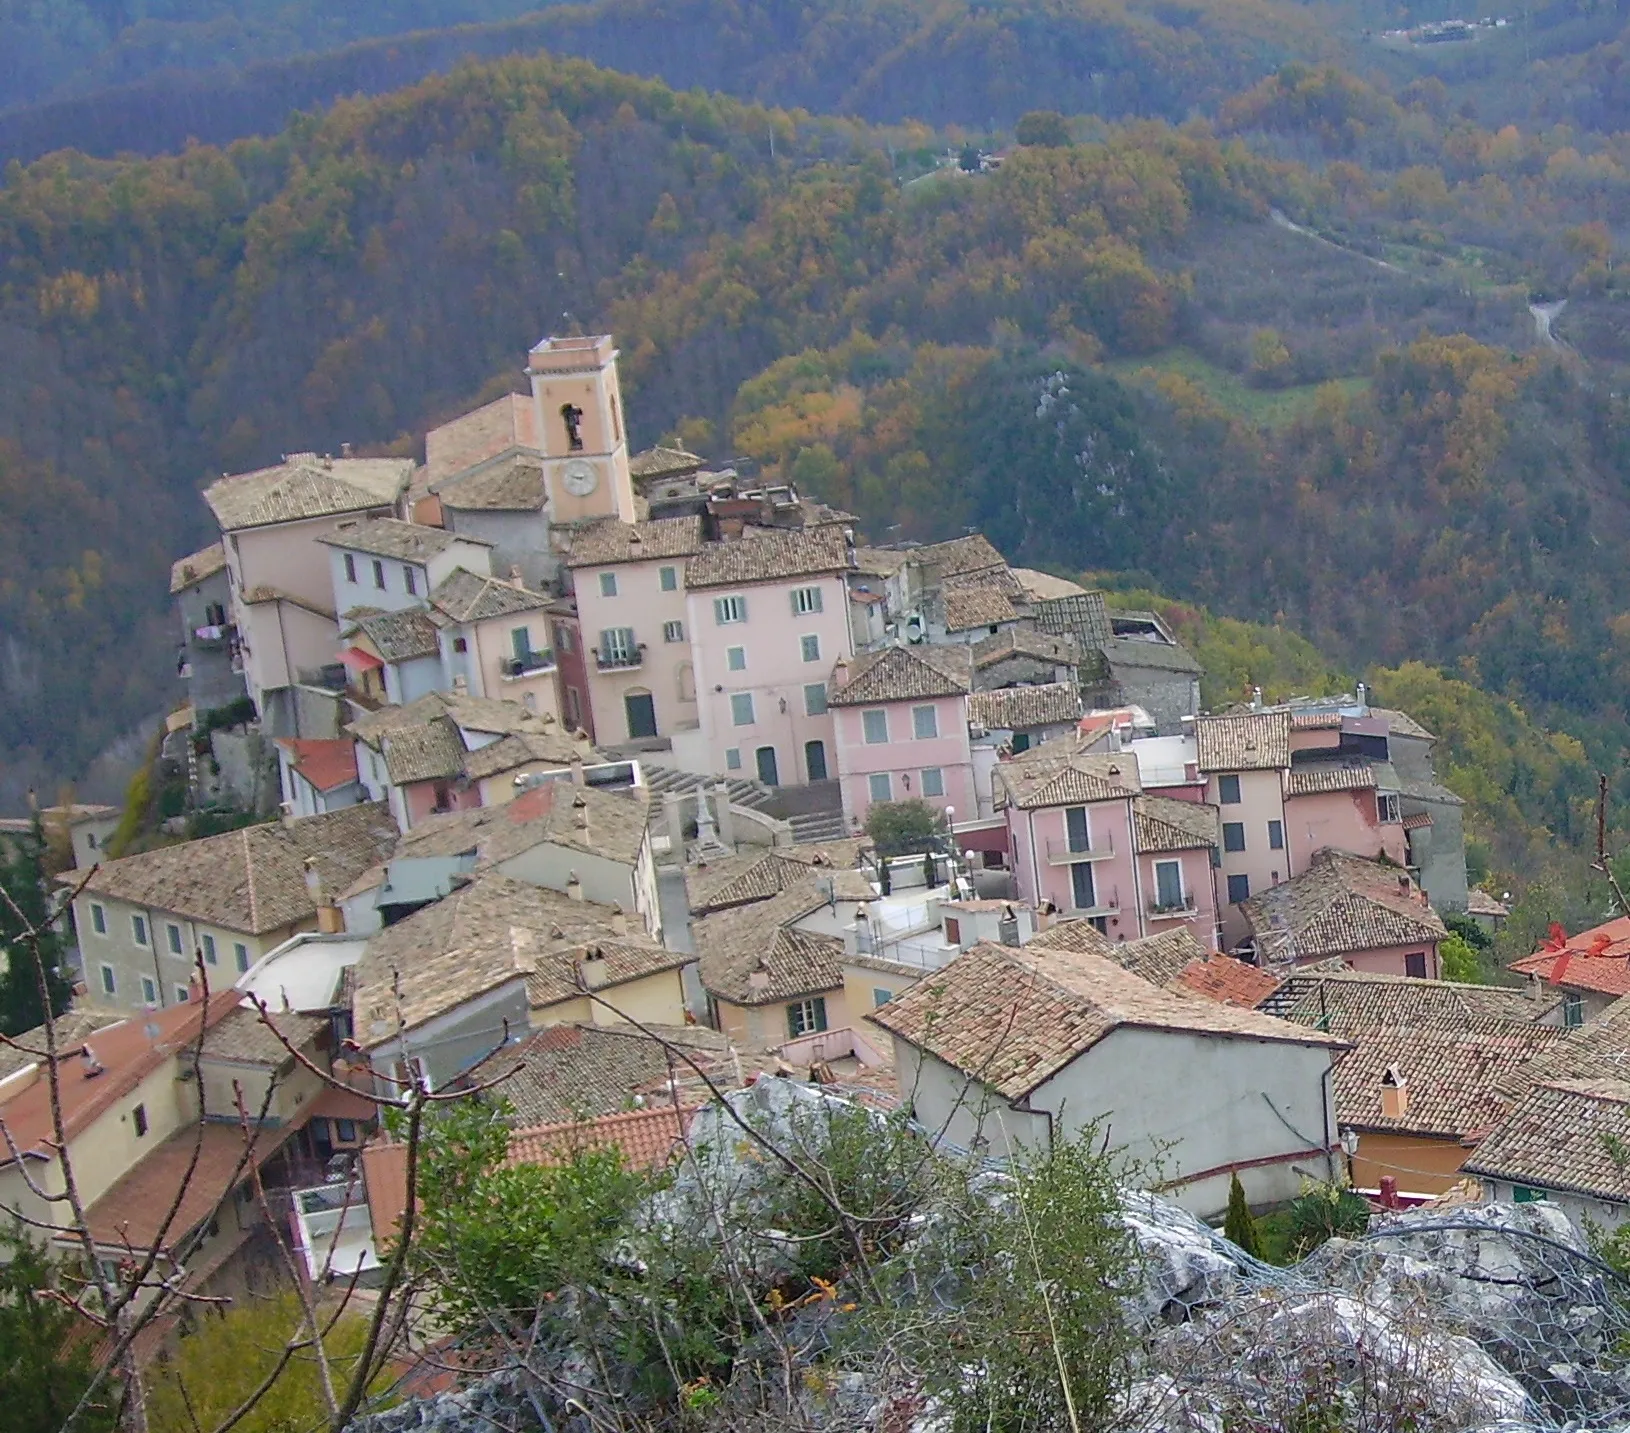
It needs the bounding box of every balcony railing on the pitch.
[1068,890,1120,918]
[501,651,556,679]
[595,644,646,671]
[1045,832,1115,864]
[1146,894,1197,918]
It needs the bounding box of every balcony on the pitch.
[1147,894,1198,918]
[1045,832,1116,864]
[501,651,556,680]
[1067,889,1120,918]
[595,644,646,672]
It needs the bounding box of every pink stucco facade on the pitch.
[574,557,696,746]
[400,776,482,830]
[831,693,975,828]
[1008,797,1142,942]
[1137,848,1220,945]
[1304,940,1441,980]
[1284,788,1407,876]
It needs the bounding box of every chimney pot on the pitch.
[1379,1063,1408,1119]
[566,871,584,901]
[451,674,469,695]
[341,442,353,458]
[579,950,609,989]
[1252,686,1263,710]
[611,906,628,936]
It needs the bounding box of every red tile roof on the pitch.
[1170,954,1283,1008]
[507,1105,697,1170]
[277,738,360,794]
[1510,916,1630,998]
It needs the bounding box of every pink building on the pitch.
[827,646,975,830]
[1283,761,1406,878]
[684,526,856,787]
[1131,794,1221,945]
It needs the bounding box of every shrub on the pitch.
[1223,1171,1262,1258]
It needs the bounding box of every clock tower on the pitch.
[527,334,637,524]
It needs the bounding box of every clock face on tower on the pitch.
[561,459,599,497]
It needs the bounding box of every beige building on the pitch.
[68,803,398,1011]
[427,569,562,722]
[526,334,638,526]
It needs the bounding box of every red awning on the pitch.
[338,646,384,672]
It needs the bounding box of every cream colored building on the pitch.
[525,334,637,526]
[427,569,562,723]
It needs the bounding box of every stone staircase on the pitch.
[788,807,850,843]
[640,763,778,815]
[640,765,850,847]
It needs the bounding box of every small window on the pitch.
[131,914,149,947]
[166,923,183,955]
[804,682,828,717]
[659,565,678,592]
[1218,774,1241,804]
[663,620,685,643]
[140,976,157,1006]
[868,773,892,803]
[1267,820,1284,851]
[1155,859,1184,910]
[787,996,828,1037]
[565,687,582,725]
[730,693,755,727]
[599,571,618,598]
[800,634,821,663]
[725,748,743,771]
[1563,991,1584,1028]
[99,965,116,996]
[132,1104,148,1138]
[727,646,747,672]
[90,903,106,935]
[511,626,531,660]
[920,767,945,798]
[912,704,938,739]
[713,595,747,625]
[1227,873,1250,904]
[334,1118,359,1143]
[872,988,893,1009]
[1222,822,1246,853]
[202,933,217,965]
[175,985,190,1005]
[234,943,250,973]
[452,637,468,654]
[1404,951,1428,978]
[1512,1185,1548,1204]
[403,566,417,596]
[944,916,962,944]
[556,624,574,654]
[792,586,824,616]
[599,627,637,663]
[343,553,356,584]
[372,559,386,590]
[863,710,889,744]
[1379,793,1402,823]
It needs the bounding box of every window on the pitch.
[1154,859,1184,910]
[1222,822,1246,853]
[556,625,574,654]
[659,565,678,592]
[140,976,157,1006]
[131,914,149,947]
[404,566,418,595]
[99,965,116,996]
[912,704,938,739]
[1227,873,1251,904]
[1511,1185,1548,1203]
[561,402,584,451]
[132,1104,148,1138]
[1065,807,1090,854]
[166,923,183,955]
[565,688,582,726]
[511,626,531,660]
[1404,951,1428,978]
[234,942,250,973]
[343,553,356,583]
[334,1118,359,1143]
[599,571,618,598]
[90,902,106,935]
[372,559,386,590]
[713,595,747,625]
[1268,820,1284,851]
[1070,861,1097,911]
[920,767,945,798]
[663,620,685,643]
[804,683,828,717]
[202,933,217,965]
[787,996,828,1037]
[452,637,468,654]
[1563,991,1584,1028]
[868,773,892,803]
[1379,793,1402,823]
[862,709,889,744]
[730,693,755,726]
[944,916,962,944]
[727,646,747,672]
[175,985,190,1005]
[1218,774,1241,804]
[873,988,894,1009]
[725,748,743,771]
[792,585,823,616]
[800,634,821,663]
[599,627,637,663]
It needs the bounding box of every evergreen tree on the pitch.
[0,814,73,1036]
[0,1228,115,1433]
[1223,1171,1262,1259]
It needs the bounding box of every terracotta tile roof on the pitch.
[994,741,1141,810]
[200,1005,325,1066]
[968,683,1081,732]
[347,608,440,663]
[915,534,1008,580]
[1518,994,1630,1088]
[497,1023,729,1124]
[628,445,704,481]
[1171,954,1284,1008]
[565,516,704,568]
[972,625,1082,671]
[1132,794,1217,853]
[276,738,359,794]
[1263,967,1541,1033]
[316,516,483,562]
[1283,758,1377,797]
[685,525,853,590]
[1402,811,1434,831]
[1031,591,1113,652]
[509,1105,699,1171]
[352,873,683,1040]
[829,645,972,706]
[1291,713,1345,730]
[170,542,227,594]
[394,779,650,868]
[0,1006,128,1083]
[1372,706,1436,741]
[851,546,909,578]
[459,729,593,782]
[71,805,398,935]
[428,568,551,623]
[1242,850,1446,963]
[1050,926,1210,987]
[1330,1020,1565,1139]
[425,395,539,486]
[695,881,847,1006]
[1009,567,1089,601]
[203,454,411,531]
[685,840,875,915]
[1463,1078,1630,1200]
[1024,919,1117,957]
[1509,916,1630,998]
[943,584,1020,632]
[380,717,466,785]
[1466,889,1509,918]
[434,453,545,511]
[871,941,1344,1101]
[348,691,548,746]
[1194,711,1291,772]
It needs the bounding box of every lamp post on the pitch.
[1340,1127,1361,1186]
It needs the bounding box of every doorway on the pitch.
[804,739,828,782]
[755,746,780,785]
[624,691,657,740]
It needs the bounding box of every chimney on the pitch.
[341,442,353,458]
[1379,1064,1408,1120]
[832,656,849,689]
[451,674,469,695]
[610,906,628,937]
[1252,686,1263,711]
[570,756,585,785]
[566,870,584,902]
[579,949,609,989]
[1397,873,1410,896]
[81,1045,104,1079]
[318,903,346,935]
[304,856,324,906]
[509,565,525,586]
[1356,680,1367,710]
[748,964,771,995]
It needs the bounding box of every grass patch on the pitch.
[1251,1207,1302,1266]
[1103,347,1370,428]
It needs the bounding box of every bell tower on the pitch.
[527,334,636,524]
